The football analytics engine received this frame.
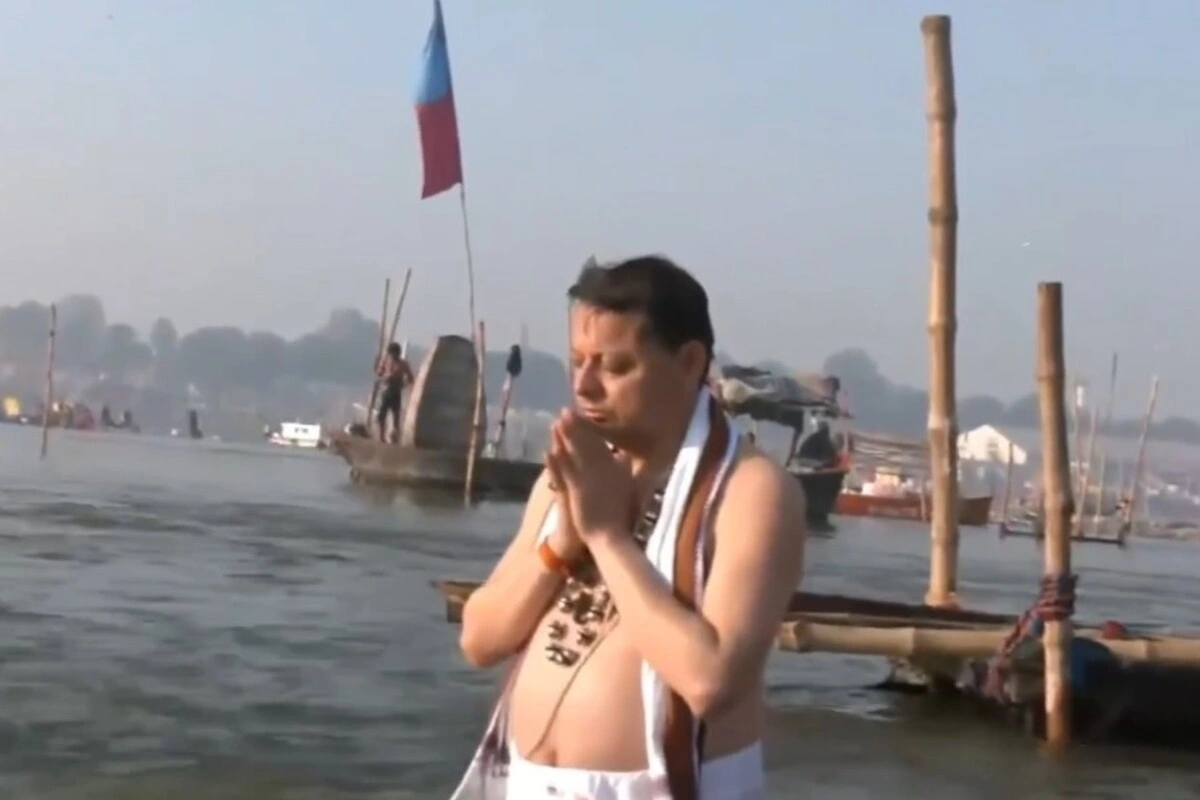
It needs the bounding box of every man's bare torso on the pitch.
[507,444,764,771]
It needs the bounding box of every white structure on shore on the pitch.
[958,424,1028,466]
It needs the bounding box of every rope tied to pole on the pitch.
[982,573,1077,700]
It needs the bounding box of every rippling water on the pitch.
[3,424,1200,798]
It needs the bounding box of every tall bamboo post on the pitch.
[464,320,487,504]
[1035,282,1074,749]
[921,15,960,607]
[1123,376,1159,529]
[1091,352,1119,531]
[40,304,57,460]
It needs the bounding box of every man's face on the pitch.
[567,302,706,451]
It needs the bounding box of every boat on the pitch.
[332,333,542,500]
[330,434,541,498]
[835,488,993,526]
[713,363,849,529]
[267,421,327,449]
[836,430,994,526]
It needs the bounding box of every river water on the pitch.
[3,424,1200,798]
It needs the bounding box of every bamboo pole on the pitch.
[488,374,513,458]
[386,270,414,346]
[463,320,487,503]
[1035,281,1074,750]
[40,304,57,460]
[921,15,961,607]
[1123,376,1159,529]
[488,344,524,458]
[365,278,391,434]
[1073,403,1099,538]
[776,619,1200,668]
[1091,353,1119,532]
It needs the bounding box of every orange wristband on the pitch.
[538,539,573,576]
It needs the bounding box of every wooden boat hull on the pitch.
[335,428,848,516]
[330,432,540,502]
[791,467,848,529]
[835,491,993,527]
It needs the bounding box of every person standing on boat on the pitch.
[375,342,414,444]
[452,255,807,799]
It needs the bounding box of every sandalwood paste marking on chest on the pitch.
[543,485,665,667]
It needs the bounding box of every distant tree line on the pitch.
[0,294,384,395]
[812,347,1198,444]
[0,294,570,423]
[1,295,1195,444]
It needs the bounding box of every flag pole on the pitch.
[457,182,478,340]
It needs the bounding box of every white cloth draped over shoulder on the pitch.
[450,388,739,799]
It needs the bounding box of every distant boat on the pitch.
[267,421,327,450]
[835,489,993,527]
[331,334,542,501]
[712,363,849,530]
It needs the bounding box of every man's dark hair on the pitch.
[567,255,715,360]
[386,342,401,358]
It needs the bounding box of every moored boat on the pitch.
[835,490,993,526]
[336,333,542,501]
[837,430,994,527]
[267,421,327,449]
[713,363,850,530]
[330,433,540,499]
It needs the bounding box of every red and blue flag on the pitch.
[414,0,463,199]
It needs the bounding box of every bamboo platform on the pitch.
[434,579,1200,746]
[434,579,1200,667]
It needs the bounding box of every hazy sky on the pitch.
[2,1,1196,417]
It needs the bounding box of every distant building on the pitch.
[958,424,1029,466]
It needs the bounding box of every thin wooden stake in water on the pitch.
[464,320,487,504]
[366,278,392,434]
[921,14,961,607]
[1073,403,1099,538]
[999,441,1015,526]
[1068,376,1083,487]
[40,304,57,460]
[1035,282,1073,750]
[1091,352,1119,533]
[1123,375,1159,530]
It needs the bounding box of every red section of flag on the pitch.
[416,92,463,199]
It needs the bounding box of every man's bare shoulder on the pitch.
[713,445,807,539]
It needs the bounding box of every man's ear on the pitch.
[677,341,709,386]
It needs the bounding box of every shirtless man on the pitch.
[457,256,806,799]
[375,342,413,443]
